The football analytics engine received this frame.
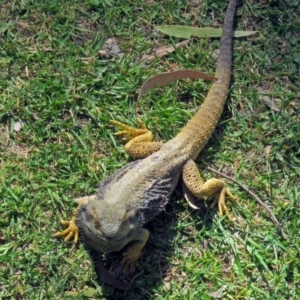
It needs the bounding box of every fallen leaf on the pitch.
[13,121,24,132]
[99,37,124,58]
[212,49,220,61]
[141,39,190,61]
[155,25,257,39]
[264,145,272,157]
[257,87,280,111]
[138,69,216,100]
[208,285,228,299]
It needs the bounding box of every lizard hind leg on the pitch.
[110,119,163,159]
[182,159,236,220]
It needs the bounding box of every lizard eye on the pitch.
[93,210,101,230]
[122,209,137,223]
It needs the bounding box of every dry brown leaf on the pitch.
[138,69,216,101]
[257,87,280,112]
[208,285,228,299]
[141,39,190,61]
[98,37,124,59]
[264,145,272,157]
[13,121,24,132]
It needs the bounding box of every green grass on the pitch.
[1,0,299,298]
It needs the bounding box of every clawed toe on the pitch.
[121,255,139,273]
[110,119,149,141]
[53,217,79,243]
[210,188,237,221]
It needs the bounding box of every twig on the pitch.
[264,120,299,138]
[207,167,288,240]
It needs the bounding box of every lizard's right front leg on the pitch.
[53,195,96,243]
[110,119,163,159]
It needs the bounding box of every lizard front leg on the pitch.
[121,228,150,273]
[53,195,96,243]
[110,119,163,159]
[182,159,236,220]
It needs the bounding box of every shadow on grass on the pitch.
[83,187,216,298]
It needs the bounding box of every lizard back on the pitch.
[92,0,237,225]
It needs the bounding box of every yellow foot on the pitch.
[110,119,151,142]
[182,159,237,221]
[110,119,162,159]
[53,217,79,243]
[210,186,236,221]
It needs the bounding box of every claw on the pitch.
[109,120,132,131]
[110,119,150,142]
[121,253,139,273]
[136,118,146,128]
[110,119,160,158]
[114,130,129,136]
[210,187,236,221]
[53,217,79,243]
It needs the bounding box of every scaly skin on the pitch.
[54,0,238,274]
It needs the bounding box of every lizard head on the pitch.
[77,200,141,252]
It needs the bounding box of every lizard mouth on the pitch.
[103,235,116,241]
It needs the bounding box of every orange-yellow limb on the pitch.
[53,216,80,243]
[182,159,236,220]
[110,119,162,159]
[53,196,95,243]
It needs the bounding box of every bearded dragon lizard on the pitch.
[54,0,238,274]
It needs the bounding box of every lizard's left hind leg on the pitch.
[182,159,236,220]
